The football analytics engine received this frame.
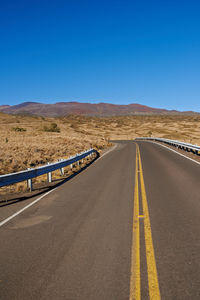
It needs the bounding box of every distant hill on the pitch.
[0,101,195,117]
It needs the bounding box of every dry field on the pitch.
[0,112,200,194]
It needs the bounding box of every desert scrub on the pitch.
[11,126,26,132]
[1,112,200,185]
[42,122,60,133]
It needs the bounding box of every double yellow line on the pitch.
[129,144,161,300]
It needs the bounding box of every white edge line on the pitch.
[143,140,200,166]
[99,144,117,159]
[0,187,58,228]
[0,144,117,228]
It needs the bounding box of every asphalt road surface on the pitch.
[0,141,200,299]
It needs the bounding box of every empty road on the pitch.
[0,141,200,299]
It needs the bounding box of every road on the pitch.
[0,140,200,299]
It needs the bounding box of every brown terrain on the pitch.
[0,111,200,196]
[0,101,194,117]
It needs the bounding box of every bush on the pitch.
[147,130,152,137]
[43,123,60,133]
[11,127,26,132]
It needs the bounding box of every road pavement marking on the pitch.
[0,143,118,228]
[0,145,119,228]
[129,148,141,300]
[146,140,200,166]
[138,145,161,300]
[99,144,117,159]
[130,145,161,300]
[0,188,58,228]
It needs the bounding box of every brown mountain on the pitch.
[0,101,193,117]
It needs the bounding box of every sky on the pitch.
[0,0,200,111]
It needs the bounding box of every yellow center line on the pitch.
[129,144,161,300]
[138,145,161,300]
[129,147,140,300]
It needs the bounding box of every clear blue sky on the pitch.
[0,0,200,111]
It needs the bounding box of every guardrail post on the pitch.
[60,167,64,175]
[27,178,32,191]
[59,159,64,176]
[47,163,52,183]
[69,156,73,169]
[27,168,33,192]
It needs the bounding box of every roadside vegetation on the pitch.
[1,112,200,194]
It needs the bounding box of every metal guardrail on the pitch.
[0,148,97,191]
[135,137,200,154]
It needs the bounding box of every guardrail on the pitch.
[135,137,200,155]
[0,148,97,191]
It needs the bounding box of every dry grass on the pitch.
[1,112,200,194]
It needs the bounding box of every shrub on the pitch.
[11,127,26,132]
[43,122,60,133]
[147,130,152,136]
